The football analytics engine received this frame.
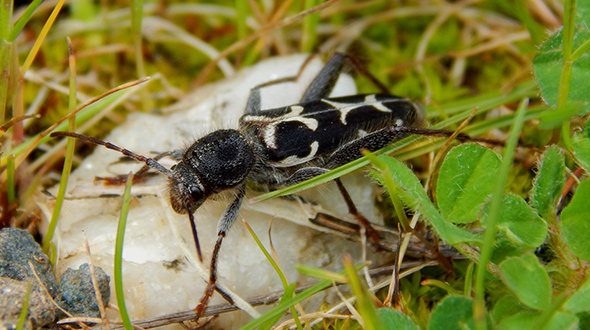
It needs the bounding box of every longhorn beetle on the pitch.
[51,53,497,319]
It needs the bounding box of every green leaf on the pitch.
[533,28,590,110]
[571,120,590,172]
[560,180,590,260]
[547,312,579,330]
[492,295,524,324]
[377,308,419,330]
[564,279,590,314]
[428,296,475,330]
[499,311,539,330]
[530,147,566,218]
[500,254,552,310]
[482,194,547,248]
[500,311,578,330]
[490,238,531,264]
[437,144,501,224]
[372,156,480,245]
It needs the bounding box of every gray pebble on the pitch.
[0,276,59,329]
[0,228,58,296]
[58,263,110,318]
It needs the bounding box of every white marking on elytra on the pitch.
[263,106,319,149]
[274,141,320,167]
[395,119,404,126]
[263,126,279,149]
[242,104,308,124]
[322,94,398,125]
[241,114,273,123]
[290,105,305,116]
[280,116,319,131]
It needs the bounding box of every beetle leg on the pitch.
[324,128,409,169]
[194,186,245,319]
[279,167,381,243]
[333,178,381,243]
[279,166,330,186]
[299,53,346,103]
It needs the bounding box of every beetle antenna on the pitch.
[51,131,177,180]
[391,127,509,147]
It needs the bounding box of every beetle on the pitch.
[51,53,442,318]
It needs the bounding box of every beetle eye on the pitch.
[190,185,202,200]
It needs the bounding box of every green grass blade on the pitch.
[424,80,538,119]
[240,279,333,330]
[343,254,382,330]
[0,41,11,122]
[8,0,44,42]
[301,0,319,52]
[20,0,66,75]
[473,98,529,329]
[15,283,32,330]
[0,0,12,40]
[240,264,364,330]
[296,264,349,283]
[244,221,289,287]
[0,77,150,171]
[43,38,78,254]
[0,0,12,121]
[114,172,135,330]
[6,153,15,203]
[235,0,248,40]
[421,279,462,295]
[243,220,303,329]
[131,0,151,111]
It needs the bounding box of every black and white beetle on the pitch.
[51,53,462,318]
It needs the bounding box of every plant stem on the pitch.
[0,0,12,122]
[557,0,576,150]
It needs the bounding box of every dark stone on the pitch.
[0,228,58,297]
[0,228,61,329]
[58,263,111,318]
[0,277,60,330]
